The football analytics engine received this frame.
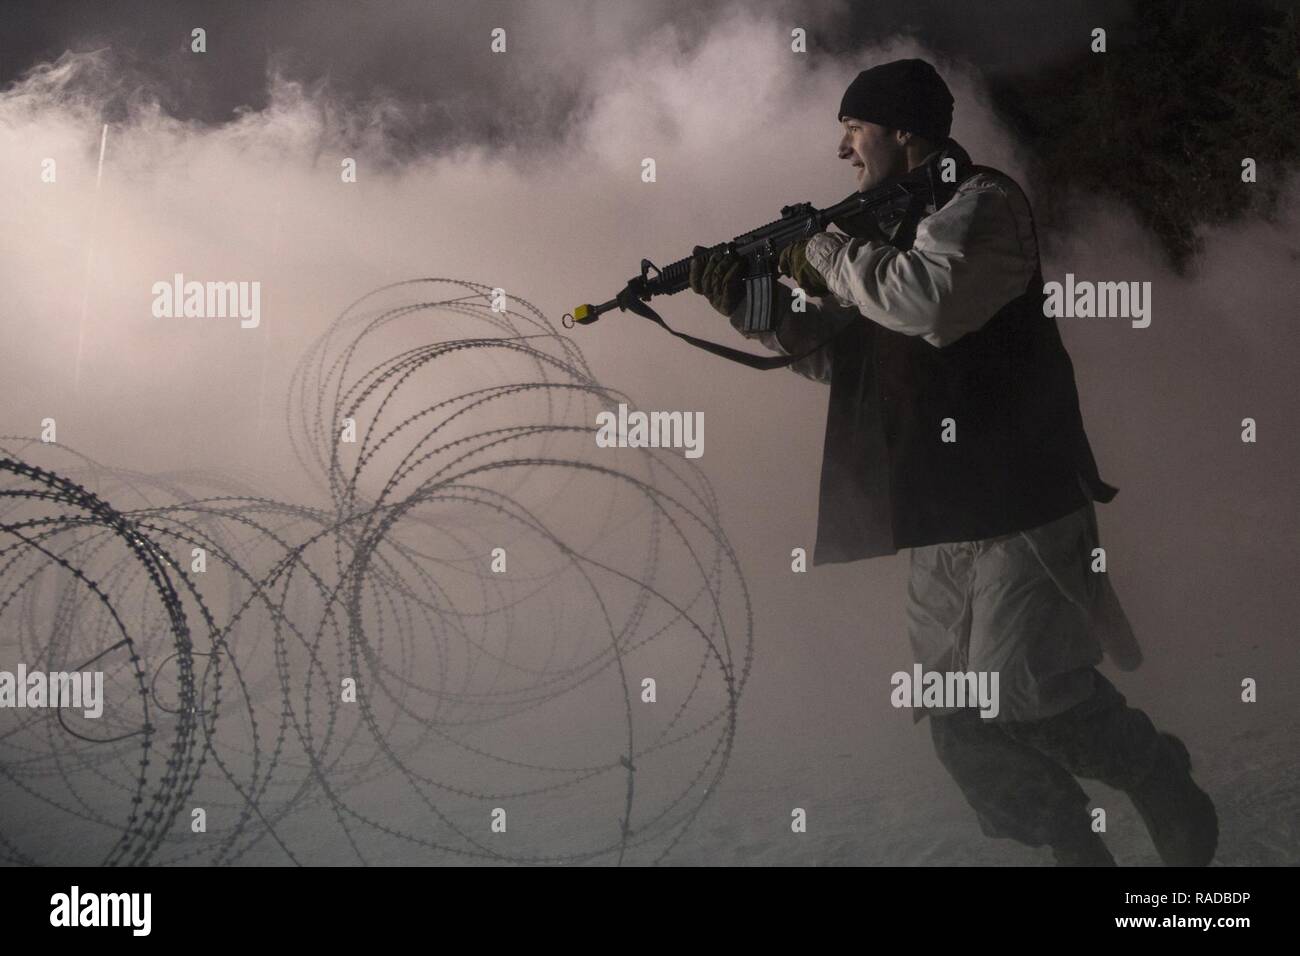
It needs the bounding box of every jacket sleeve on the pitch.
[726,280,850,386]
[802,176,1039,349]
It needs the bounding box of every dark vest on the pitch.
[811,152,1118,565]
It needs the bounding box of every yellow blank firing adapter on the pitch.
[562,303,598,328]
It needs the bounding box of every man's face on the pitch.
[838,118,910,192]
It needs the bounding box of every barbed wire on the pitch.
[0,278,753,865]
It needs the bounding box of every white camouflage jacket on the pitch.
[729,153,1042,382]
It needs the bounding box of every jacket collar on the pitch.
[918,138,973,212]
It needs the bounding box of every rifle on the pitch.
[563,168,933,339]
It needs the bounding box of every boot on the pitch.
[1126,733,1218,866]
[1049,819,1116,866]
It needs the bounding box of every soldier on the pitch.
[689,58,1217,866]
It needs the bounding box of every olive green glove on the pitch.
[689,246,748,318]
[778,239,832,298]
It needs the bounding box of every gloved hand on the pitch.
[689,246,748,318]
[777,239,832,298]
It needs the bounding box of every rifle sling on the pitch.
[615,283,847,371]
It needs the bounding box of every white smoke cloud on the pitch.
[2,2,1297,774]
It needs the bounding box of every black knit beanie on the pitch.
[838,58,954,143]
